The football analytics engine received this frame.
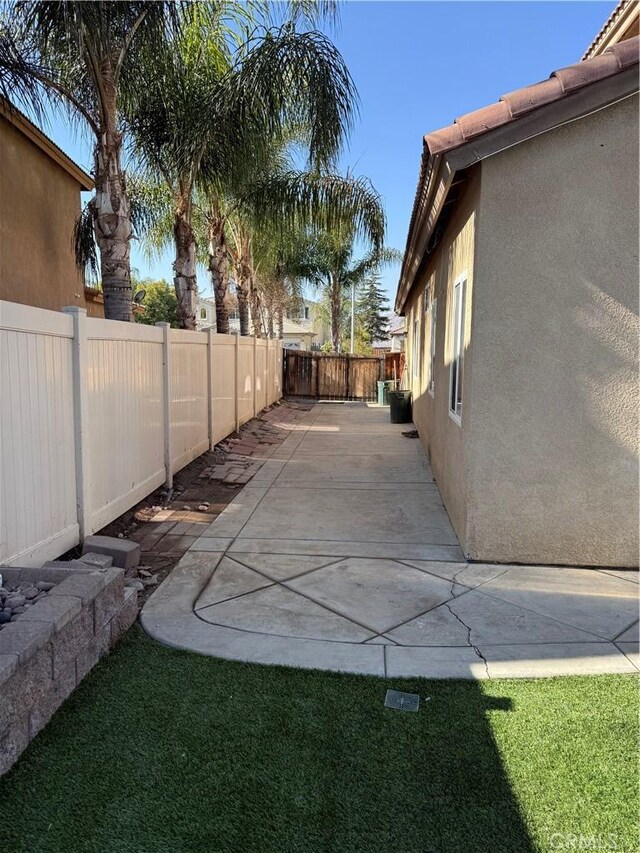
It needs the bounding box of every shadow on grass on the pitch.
[0,628,568,852]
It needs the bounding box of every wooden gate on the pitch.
[284,351,383,401]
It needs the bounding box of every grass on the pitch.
[1,628,637,853]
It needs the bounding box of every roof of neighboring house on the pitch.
[0,99,93,190]
[583,0,640,59]
[224,317,315,337]
[395,36,640,313]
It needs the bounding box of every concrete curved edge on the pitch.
[139,555,639,680]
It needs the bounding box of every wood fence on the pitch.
[284,351,383,401]
[0,300,283,567]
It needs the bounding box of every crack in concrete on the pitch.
[443,572,490,678]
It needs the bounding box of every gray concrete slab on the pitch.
[141,402,638,679]
[478,566,639,640]
[239,486,458,545]
[286,558,464,635]
[230,553,341,581]
[194,557,272,609]
[385,590,601,646]
[228,539,465,561]
[196,584,374,642]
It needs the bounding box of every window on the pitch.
[412,312,420,383]
[428,297,437,396]
[449,276,466,422]
[200,308,207,320]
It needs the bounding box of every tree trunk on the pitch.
[250,285,263,338]
[92,112,133,321]
[208,218,230,335]
[276,306,284,340]
[330,275,341,352]
[173,196,197,330]
[235,256,252,336]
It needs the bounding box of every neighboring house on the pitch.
[0,100,102,317]
[285,298,330,348]
[396,36,639,568]
[583,0,639,58]
[197,293,326,350]
[196,295,216,329]
[388,315,406,352]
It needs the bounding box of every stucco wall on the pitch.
[407,171,479,545]
[0,116,98,315]
[467,93,639,566]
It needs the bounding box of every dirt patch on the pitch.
[62,400,313,608]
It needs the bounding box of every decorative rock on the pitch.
[125,579,144,592]
[117,533,124,539]
[197,505,209,512]
[36,582,55,592]
[11,606,25,615]
[0,612,11,624]
[152,505,162,513]
[142,576,160,587]
[182,505,190,511]
[6,595,25,609]
[24,588,39,600]
[138,570,152,578]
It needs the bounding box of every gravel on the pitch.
[0,581,56,629]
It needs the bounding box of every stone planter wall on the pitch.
[0,565,138,775]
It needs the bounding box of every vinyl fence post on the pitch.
[252,335,258,417]
[207,328,215,449]
[157,322,173,489]
[234,334,240,433]
[63,306,90,540]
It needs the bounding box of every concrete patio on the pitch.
[142,402,639,678]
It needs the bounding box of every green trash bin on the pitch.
[377,380,396,406]
[388,390,412,424]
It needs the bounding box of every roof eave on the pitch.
[394,65,639,316]
[0,100,94,190]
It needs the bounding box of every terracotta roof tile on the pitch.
[425,36,639,156]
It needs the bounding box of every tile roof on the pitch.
[424,36,639,157]
[583,0,639,59]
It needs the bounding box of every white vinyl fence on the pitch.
[0,301,283,567]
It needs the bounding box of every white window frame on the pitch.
[448,274,467,425]
[428,296,437,397]
[412,311,420,384]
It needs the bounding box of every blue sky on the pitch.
[40,1,614,302]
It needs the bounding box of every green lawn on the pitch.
[1,628,637,853]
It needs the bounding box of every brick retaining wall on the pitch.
[0,565,138,775]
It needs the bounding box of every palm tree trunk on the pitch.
[92,109,133,322]
[236,257,251,336]
[276,306,284,340]
[250,285,263,338]
[330,275,341,352]
[208,218,229,334]
[173,196,197,330]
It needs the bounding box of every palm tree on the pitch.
[130,10,358,330]
[292,232,401,352]
[0,2,181,321]
[204,163,388,337]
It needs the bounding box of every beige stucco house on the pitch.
[0,100,102,316]
[396,36,639,568]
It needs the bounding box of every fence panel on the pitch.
[86,319,165,533]
[0,299,283,566]
[210,334,237,444]
[0,303,78,566]
[237,338,254,426]
[170,329,209,473]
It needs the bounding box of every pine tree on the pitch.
[357,274,390,342]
